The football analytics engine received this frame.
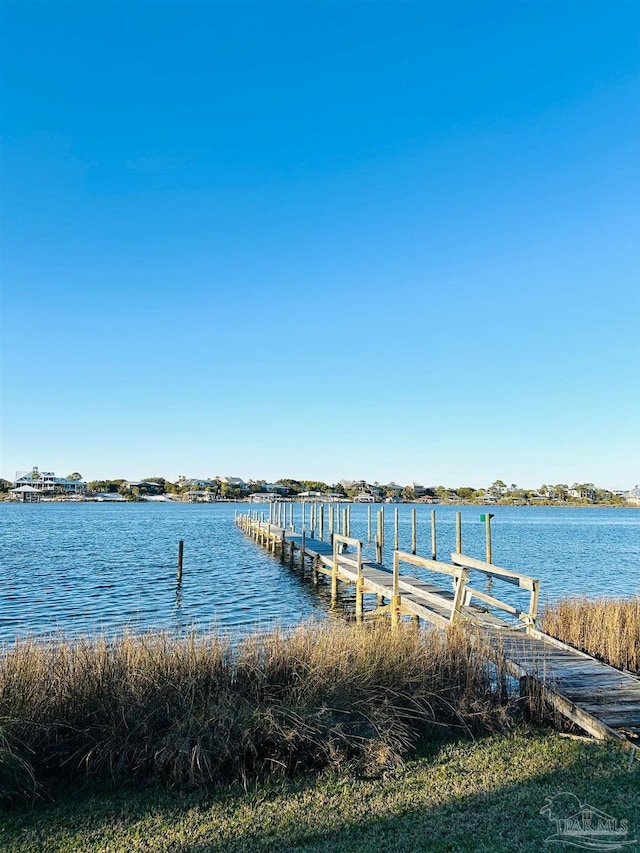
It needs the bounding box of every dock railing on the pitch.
[392,551,469,627]
[332,534,363,608]
[451,552,540,630]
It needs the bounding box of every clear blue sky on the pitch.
[1,1,638,489]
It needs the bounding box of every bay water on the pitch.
[0,502,638,641]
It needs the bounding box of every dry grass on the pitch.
[0,621,516,804]
[541,596,640,673]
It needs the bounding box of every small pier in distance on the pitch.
[236,503,640,756]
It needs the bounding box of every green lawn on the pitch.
[2,728,638,852]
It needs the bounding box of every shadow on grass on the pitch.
[2,731,639,853]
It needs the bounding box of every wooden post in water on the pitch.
[376,509,382,563]
[302,501,306,530]
[394,508,399,551]
[177,540,184,583]
[329,504,334,538]
[342,508,348,540]
[319,504,324,541]
[411,508,417,554]
[367,505,371,542]
[431,509,437,559]
[455,511,462,554]
[310,503,315,539]
[300,526,306,569]
[347,505,351,537]
[484,513,493,564]
[381,506,385,548]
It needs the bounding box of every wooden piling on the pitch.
[329,504,334,537]
[455,511,462,554]
[177,540,184,583]
[300,527,306,568]
[319,504,324,541]
[394,507,399,550]
[431,509,437,559]
[411,508,417,554]
[485,513,492,564]
[367,505,371,542]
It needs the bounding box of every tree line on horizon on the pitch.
[67,476,626,504]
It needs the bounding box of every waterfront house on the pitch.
[218,476,248,492]
[264,483,289,495]
[627,486,640,506]
[123,481,164,495]
[182,478,217,490]
[13,468,87,495]
[385,482,404,496]
[404,482,427,497]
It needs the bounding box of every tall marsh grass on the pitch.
[541,596,640,673]
[0,622,514,803]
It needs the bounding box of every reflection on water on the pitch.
[0,502,638,641]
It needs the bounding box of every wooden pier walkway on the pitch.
[236,510,640,754]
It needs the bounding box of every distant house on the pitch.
[264,483,289,495]
[218,476,248,491]
[182,478,217,490]
[13,469,87,495]
[123,481,163,494]
[405,482,427,497]
[385,482,403,495]
[627,486,640,506]
[568,486,596,502]
[354,492,375,502]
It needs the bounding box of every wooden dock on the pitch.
[236,509,640,755]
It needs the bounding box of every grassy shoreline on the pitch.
[0,622,518,805]
[541,595,640,673]
[2,729,637,852]
[1,600,638,851]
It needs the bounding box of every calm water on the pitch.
[0,502,638,641]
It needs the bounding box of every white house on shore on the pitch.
[13,468,87,495]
